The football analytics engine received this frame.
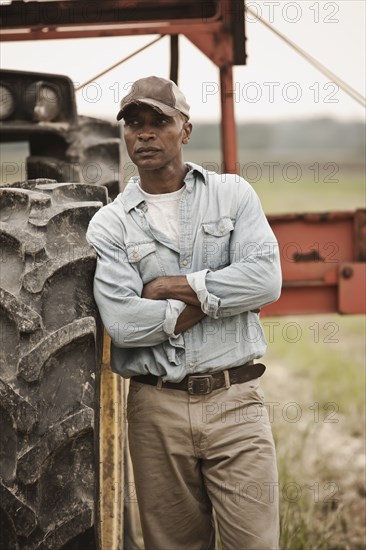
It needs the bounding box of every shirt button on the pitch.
[188,362,195,368]
[139,212,144,217]
[182,259,188,266]
[219,226,225,233]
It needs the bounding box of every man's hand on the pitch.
[175,305,206,334]
[141,277,167,300]
[142,276,200,306]
[142,276,205,334]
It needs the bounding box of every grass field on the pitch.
[252,160,365,549]
[185,148,366,214]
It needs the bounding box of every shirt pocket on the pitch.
[126,240,165,283]
[202,217,234,270]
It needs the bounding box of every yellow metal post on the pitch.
[98,330,125,549]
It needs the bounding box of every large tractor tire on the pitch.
[0,180,108,549]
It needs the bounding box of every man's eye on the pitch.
[125,119,139,126]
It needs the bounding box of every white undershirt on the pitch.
[136,182,185,247]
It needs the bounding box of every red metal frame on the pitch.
[265,210,366,316]
[1,0,364,314]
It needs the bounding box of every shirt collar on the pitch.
[120,162,208,213]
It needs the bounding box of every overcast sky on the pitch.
[1,0,365,122]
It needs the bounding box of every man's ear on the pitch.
[182,122,192,144]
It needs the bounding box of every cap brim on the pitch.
[116,98,180,121]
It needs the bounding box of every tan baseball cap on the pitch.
[116,76,190,121]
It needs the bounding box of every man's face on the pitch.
[123,104,192,171]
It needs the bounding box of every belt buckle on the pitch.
[187,375,214,395]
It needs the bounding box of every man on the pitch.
[87,76,282,549]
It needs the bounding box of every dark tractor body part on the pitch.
[0,69,122,548]
[1,69,121,199]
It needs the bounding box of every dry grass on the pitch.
[262,315,366,549]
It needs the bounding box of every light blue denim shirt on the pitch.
[86,162,282,382]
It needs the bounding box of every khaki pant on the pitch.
[127,376,279,550]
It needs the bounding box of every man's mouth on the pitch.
[136,147,160,154]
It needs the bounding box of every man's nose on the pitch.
[138,125,156,140]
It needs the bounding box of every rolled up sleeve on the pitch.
[163,299,187,338]
[87,229,186,347]
[186,270,220,318]
[186,186,282,319]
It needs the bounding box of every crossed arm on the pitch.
[141,274,262,334]
[142,276,205,334]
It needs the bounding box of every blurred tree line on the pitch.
[185,119,365,163]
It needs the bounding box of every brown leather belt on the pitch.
[131,361,266,395]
